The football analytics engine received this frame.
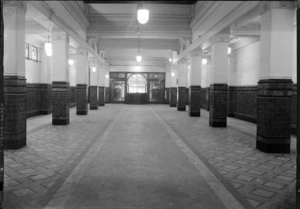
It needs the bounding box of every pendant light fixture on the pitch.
[137,2,149,25]
[45,14,53,57]
[136,27,142,63]
[137,9,149,24]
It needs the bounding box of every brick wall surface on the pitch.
[89,86,98,110]
[26,84,40,118]
[39,84,52,114]
[189,86,201,117]
[4,76,27,149]
[165,88,169,104]
[26,84,52,117]
[169,87,177,107]
[76,84,88,115]
[186,87,189,105]
[98,86,105,106]
[177,87,186,111]
[70,86,77,108]
[228,86,257,123]
[200,87,209,111]
[105,87,110,103]
[209,84,228,127]
[52,82,70,125]
[291,84,297,134]
[256,79,292,153]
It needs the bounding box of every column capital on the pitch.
[52,32,69,41]
[210,34,230,44]
[89,58,98,66]
[190,49,202,57]
[260,1,295,15]
[178,58,188,65]
[76,47,88,56]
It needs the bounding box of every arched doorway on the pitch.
[126,73,148,104]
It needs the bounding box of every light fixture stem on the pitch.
[48,12,52,42]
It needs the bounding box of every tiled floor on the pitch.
[3,104,296,209]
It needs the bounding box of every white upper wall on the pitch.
[201,57,211,88]
[231,41,260,86]
[26,60,41,83]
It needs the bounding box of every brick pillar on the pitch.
[256,79,292,153]
[209,84,228,127]
[169,87,177,107]
[177,63,187,111]
[177,87,186,111]
[89,86,98,110]
[189,50,202,117]
[165,88,169,104]
[105,87,110,103]
[209,34,229,127]
[98,86,105,106]
[257,2,294,153]
[4,76,26,149]
[75,47,88,115]
[52,32,70,125]
[189,86,201,116]
[76,84,88,115]
[52,82,70,125]
[3,2,27,149]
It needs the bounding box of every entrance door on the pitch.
[126,74,148,104]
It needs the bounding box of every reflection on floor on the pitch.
[4,104,296,209]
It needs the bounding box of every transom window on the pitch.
[127,74,147,93]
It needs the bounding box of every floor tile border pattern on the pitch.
[152,106,296,209]
[44,107,124,208]
[4,105,123,209]
[151,107,253,209]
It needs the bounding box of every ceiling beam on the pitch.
[177,1,260,62]
[84,1,197,5]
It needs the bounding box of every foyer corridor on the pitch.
[4,105,296,209]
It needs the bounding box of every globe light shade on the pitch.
[68,59,74,65]
[171,72,175,77]
[45,42,52,57]
[202,58,207,65]
[169,58,172,62]
[228,47,232,54]
[137,9,149,24]
[136,55,142,62]
[92,67,96,72]
[106,74,109,79]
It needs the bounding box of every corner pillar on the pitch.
[3,1,27,148]
[256,2,295,153]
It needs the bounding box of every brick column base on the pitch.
[89,86,98,110]
[169,87,177,107]
[52,82,70,125]
[76,84,88,115]
[256,79,292,153]
[177,87,186,111]
[40,84,52,114]
[4,76,26,149]
[105,87,110,103]
[189,86,201,117]
[165,88,170,104]
[98,86,105,106]
[209,84,228,127]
